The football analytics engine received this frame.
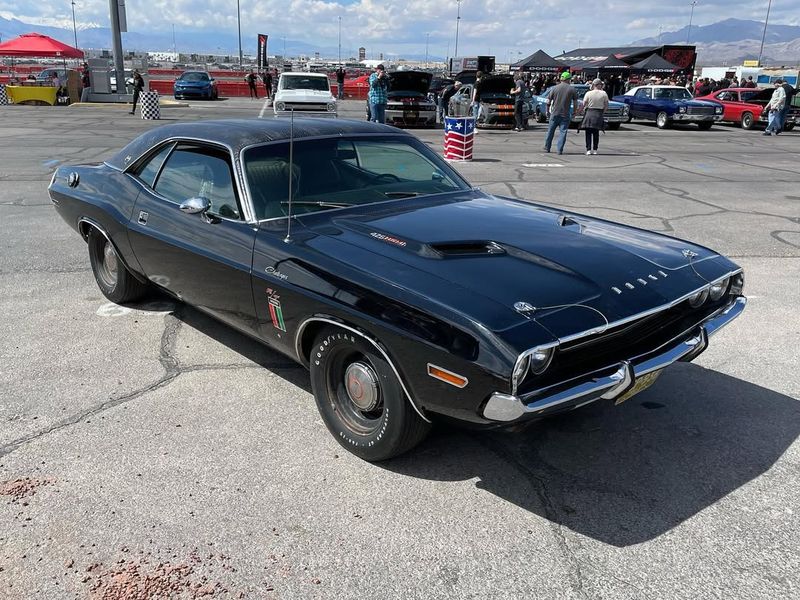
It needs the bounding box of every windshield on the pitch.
[653,87,692,100]
[180,72,209,82]
[573,86,589,100]
[243,135,469,220]
[281,75,330,91]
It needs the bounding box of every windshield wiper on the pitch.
[383,191,420,198]
[280,200,354,208]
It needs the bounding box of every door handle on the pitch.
[138,211,149,225]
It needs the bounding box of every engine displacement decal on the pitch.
[370,232,407,247]
[266,289,287,332]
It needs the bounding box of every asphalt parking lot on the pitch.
[1,96,798,599]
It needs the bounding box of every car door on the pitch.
[632,87,653,119]
[127,141,259,332]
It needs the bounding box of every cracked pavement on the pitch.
[0,98,798,598]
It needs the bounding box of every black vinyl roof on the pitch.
[107,118,408,170]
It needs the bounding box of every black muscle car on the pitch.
[448,74,531,128]
[49,119,746,461]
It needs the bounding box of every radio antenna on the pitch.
[284,109,295,243]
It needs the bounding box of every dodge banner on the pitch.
[258,34,268,70]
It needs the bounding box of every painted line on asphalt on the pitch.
[522,163,565,167]
[258,97,271,119]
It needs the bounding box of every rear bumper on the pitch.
[482,296,746,422]
[386,107,436,127]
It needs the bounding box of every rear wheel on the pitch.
[309,326,431,461]
[740,112,754,129]
[656,112,670,129]
[87,228,148,304]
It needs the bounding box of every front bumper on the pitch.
[672,114,723,122]
[274,110,337,118]
[482,296,746,422]
[174,88,213,99]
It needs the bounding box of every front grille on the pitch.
[517,298,729,395]
[606,108,623,118]
[687,106,714,116]
[283,103,328,111]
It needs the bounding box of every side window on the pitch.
[154,145,241,219]
[717,91,734,102]
[634,88,652,99]
[133,143,174,188]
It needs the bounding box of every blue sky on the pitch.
[1,0,796,58]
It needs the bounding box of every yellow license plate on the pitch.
[614,369,663,405]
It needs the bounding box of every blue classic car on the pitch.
[612,85,723,129]
[173,71,218,100]
[532,84,630,129]
[48,119,745,461]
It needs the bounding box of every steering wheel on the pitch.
[374,173,401,183]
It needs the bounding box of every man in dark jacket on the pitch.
[246,70,258,99]
[261,71,272,98]
[439,80,462,122]
[335,66,345,99]
[129,70,144,114]
[778,80,796,133]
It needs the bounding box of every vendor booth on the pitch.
[0,32,84,105]
[511,49,565,74]
[630,54,681,76]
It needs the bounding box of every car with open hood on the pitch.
[384,70,437,127]
[532,84,630,129]
[48,119,746,461]
[448,74,531,128]
[613,85,723,129]
[695,87,798,130]
[273,72,337,118]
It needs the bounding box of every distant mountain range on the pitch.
[632,18,800,65]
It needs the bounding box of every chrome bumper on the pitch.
[483,296,746,422]
[274,111,337,118]
[673,114,722,121]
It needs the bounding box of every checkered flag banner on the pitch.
[443,116,475,161]
[0,84,8,106]
[140,91,160,120]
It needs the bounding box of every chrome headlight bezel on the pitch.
[715,106,723,114]
[708,276,730,301]
[729,272,745,296]
[327,102,337,112]
[511,344,557,394]
[678,105,687,113]
[275,101,285,111]
[687,287,710,308]
[622,105,629,115]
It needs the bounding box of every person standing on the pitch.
[261,71,272,98]
[778,79,795,133]
[510,71,526,132]
[129,69,144,114]
[246,70,258,99]
[471,71,483,122]
[439,80,462,122]
[763,80,786,136]
[543,71,578,155]
[368,64,389,124]
[336,66,345,100]
[580,79,609,155]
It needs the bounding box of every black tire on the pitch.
[784,123,795,132]
[536,109,547,123]
[87,227,148,304]
[741,112,754,129]
[309,326,431,461]
[697,121,713,130]
[656,112,670,129]
[607,122,621,130]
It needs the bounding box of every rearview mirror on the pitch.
[179,196,211,214]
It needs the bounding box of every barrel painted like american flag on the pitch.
[443,116,475,161]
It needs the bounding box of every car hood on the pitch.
[301,191,734,346]
[478,75,515,94]
[277,89,333,101]
[388,71,432,94]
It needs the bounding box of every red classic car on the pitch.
[696,87,797,130]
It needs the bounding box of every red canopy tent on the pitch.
[0,32,83,58]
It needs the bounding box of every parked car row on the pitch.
[531,84,629,129]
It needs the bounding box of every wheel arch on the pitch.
[77,217,148,284]
[295,315,431,423]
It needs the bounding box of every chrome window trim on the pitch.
[293,315,431,423]
[239,132,472,224]
[511,267,744,393]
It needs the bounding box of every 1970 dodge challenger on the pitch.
[49,119,745,461]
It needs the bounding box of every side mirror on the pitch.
[179,196,211,214]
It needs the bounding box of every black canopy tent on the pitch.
[583,54,631,75]
[511,49,565,73]
[630,53,681,74]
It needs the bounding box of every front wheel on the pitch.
[309,327,431,461]
[697,121,713,130]
[607,122,621,130]
[87,228,148,304]
[740,112,754,129]
[656,112,670,129]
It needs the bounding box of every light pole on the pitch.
[70,1,78,48]
[338,16,342,65]
[236,0,242,68]
[454,0,462,58]
[757,0,773,67]
[686,1,698,44]
[425,33,429,68]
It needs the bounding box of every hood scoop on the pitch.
[428,240,506,258]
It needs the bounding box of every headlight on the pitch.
[687,287,709,308]
[327,102,336,112]
[708,277,729,301]
[678,106,687,113]
[622,105,629,114]
[511,345,555,393]
[729,272,745,295]
[715,106,723,114]
[276,101,285,111]
[528,346,554,375]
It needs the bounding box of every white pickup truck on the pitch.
[273,72,337,118]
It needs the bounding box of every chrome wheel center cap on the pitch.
[344,362,379,411]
